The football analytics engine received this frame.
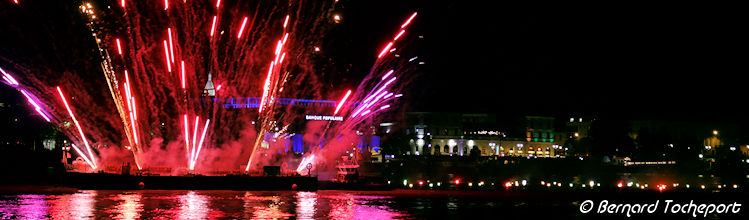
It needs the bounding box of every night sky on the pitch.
[2,1,748,125]
[323,1,748,125]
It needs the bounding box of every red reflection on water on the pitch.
[327,194,355,219]
[178,191,210,219]
[47,190,96,219]
[242,192,293,219]
[296,191,317,219]
[115,193,143,220]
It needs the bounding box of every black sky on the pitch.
[336,1,748,124]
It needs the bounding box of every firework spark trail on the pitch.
[348,12,418,119]
[191,116,200,166]
[237,17,249,39]
[333,90,352,115]
[13,1,348,171]
[0,68,51,121]
[184,114,190,153]
[180,61,186,89]
[71,144,96,170]
[57,86,97,169]
[209,16,217,37]
[382,69,393,80]
[163,40,171,72]
[295,12,418,173]
[168,28,175,63]
[115,38,123,55]
[377,42,393,59]
[351,76,395,118]
[401,12,418,29]
[123,71,139,144]
[20,90,52,122]
[246,14,294,171]
[191,119,210,170]
[296,154,314,175]
[393,30,405,41]
[1,68,19,85]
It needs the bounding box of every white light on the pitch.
[521,180,527,186]
[570,118,574,122]
[730,147,736,151]
[699,154,704,159]
[403,180,407,186]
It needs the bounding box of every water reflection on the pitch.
[178,191,209,219]
[47,190,96,219]
[0,190,412,219]
[242,192,294,219]
[0,194,49,219]
[296,191,317,219]
[115,193,142,220]
[324,194,407,220]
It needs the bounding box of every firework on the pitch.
[57,86,97,169]
[237,17,249,39]
[7,1,417,174]
[191,119,210,170]
[71,144,96,170]
[20,90,51,122]
[210,16,217,37]
[168,28,175,63]
[180,60,186,89]
[334,90,352,115]
[183,114,190,153]
[1,68,19,86]
[115,38,123,55]
[163,40,171,72]
[377,42,393,59]
[296,155,315,175]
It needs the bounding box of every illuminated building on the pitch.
[404,112,565,157]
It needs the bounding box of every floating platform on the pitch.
[63,172,317,191]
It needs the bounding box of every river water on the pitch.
[0,190,579,219]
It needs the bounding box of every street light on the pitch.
[713,130,718,135]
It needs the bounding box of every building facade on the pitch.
[403,112,567,158]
